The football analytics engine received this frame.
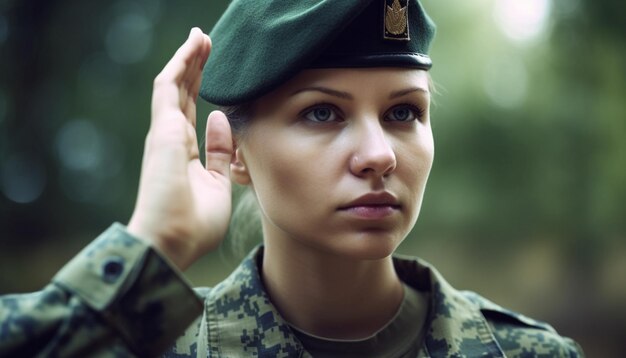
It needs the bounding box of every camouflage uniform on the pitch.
[0,224,584,357]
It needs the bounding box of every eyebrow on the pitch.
[388,87,430,99]
[290,86,353,100]
[290,86,430,100]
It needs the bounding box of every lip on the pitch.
[339,192,400,209]
[338,192,401,219]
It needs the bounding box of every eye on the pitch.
[384,105,424,122]
[301,105,342,123]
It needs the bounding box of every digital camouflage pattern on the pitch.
[167,249,584,358]
[1,225,584,357]
[0,224,203,357]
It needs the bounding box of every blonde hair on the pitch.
[225,184,263,259]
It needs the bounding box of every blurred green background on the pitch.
[0,0,624,356]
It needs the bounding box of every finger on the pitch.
[181,34,212,124]
[188,34,212,97]
[151,29,210,126]
[160,28,209,85]
[205,110,233,178]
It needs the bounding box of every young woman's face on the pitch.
[233,68,433,259]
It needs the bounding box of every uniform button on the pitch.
[101,256,125,283]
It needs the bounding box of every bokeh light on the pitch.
[1,153,46,204]
[55,119,104,171]
[105,11,153,64]
[482,55,529,108]
[54,119,125,203]
[493,0,552,43]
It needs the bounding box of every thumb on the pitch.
[205,110,233,177]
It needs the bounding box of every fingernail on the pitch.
[190,27,203,37]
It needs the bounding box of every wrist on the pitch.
[127,216,196,271]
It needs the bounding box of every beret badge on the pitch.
[384,0,410,41]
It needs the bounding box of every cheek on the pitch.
[418,130,435,172]
[399,128,434,173]
[397,129,434,208]
[245,135,332,224]
[417,124,435,165]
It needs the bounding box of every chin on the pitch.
[321,230,405,261]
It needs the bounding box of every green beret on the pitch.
[200,0,436,106]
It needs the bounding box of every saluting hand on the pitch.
[128,28,233,270]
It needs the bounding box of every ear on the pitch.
[230,146,251,185]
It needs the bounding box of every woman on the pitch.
[0,0,583,357]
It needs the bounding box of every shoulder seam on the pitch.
[461,290,556,332]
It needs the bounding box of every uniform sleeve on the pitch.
[0,223,204,357]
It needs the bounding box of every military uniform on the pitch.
[0,224,583,357]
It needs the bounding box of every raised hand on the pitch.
[128,28,233,270]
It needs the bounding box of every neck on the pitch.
[261,235,404,340]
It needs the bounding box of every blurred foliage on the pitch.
[0,0,624,356]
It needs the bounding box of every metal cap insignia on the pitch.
[384,0,410,41]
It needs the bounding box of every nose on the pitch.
[349,121,397,178]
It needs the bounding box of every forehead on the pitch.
[273,68,430,95]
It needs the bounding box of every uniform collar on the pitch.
[203,247,506,358]
[393,253,506,357]
[204,247,304,357]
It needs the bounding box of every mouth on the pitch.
[339,192,400,209]
[338,192,401,219]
